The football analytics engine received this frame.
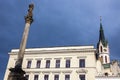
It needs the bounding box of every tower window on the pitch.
[46,60,50,68]
[105,56,107,63]
[27,60,32,68]
[66,60,70,68]
[79,59,85,68]
[56,60,60,68]
[36,60,41,68]
[101,56,103,63]
[100,46,103,52]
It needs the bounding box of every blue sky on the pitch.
[0,0,120,79]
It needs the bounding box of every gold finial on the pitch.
[25,3,34,24]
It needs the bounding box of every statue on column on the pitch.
[25,3,34,24]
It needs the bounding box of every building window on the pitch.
[36,60,41,68]
[101,56,103,60]
[46,60,50,68]
[79,59,85,68]
[65,75,70,80]
[27,60,32,68]
[66,60,70,68]
[100,46,103,52]
[105,56,107,63]
[101,56,103,63]
[56,60,60,68]
[25,75,29,80]
[79,75,85,80]
[44,75,49,80]
[34,75,39,80]
[54,75,59,80]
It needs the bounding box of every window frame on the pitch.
[27,60,32,68]
[54,75,59,80]
[56,60,60,68]
[36,60,41,68]
[34,75,39,80]
[25,75,29,80]
[105,56,107,63]
[79,75,85,80]
[79,59,85,68]
[44,75,49,80]
[65,75,70,80]
[46,60,50,68]
[66,59,70,68]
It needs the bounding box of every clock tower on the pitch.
[97,17,110,64]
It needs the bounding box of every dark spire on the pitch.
[99,16,105,42]
[99,16,108,47]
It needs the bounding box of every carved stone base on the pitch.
[7,67,27,80]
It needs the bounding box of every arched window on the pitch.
[101,56,103,63]
[100,46,103,52]
[105,56,107,63]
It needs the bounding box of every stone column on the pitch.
[7,3,34,80]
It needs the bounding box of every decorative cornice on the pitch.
[25,70,73,74]
[62,70,72,74]
[76,69,88,73]
[10,46,96,55]
[54,58,62,60]
[35,58,43,60]
[64,57,72,59]
[77,56,87,59]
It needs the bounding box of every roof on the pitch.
[103,63,110,69]
[9,45,96,54]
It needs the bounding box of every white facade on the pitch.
[4,20,120,80]
[4,46,98,80]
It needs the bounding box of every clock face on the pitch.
[104,49,107,52]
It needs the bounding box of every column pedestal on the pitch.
[7,67,26,80]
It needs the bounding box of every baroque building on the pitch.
[4,20,120,80]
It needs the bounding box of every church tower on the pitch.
[97,17,110,64]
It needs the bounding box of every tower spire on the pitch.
[99,16,107,47]
[97,17,110,64]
